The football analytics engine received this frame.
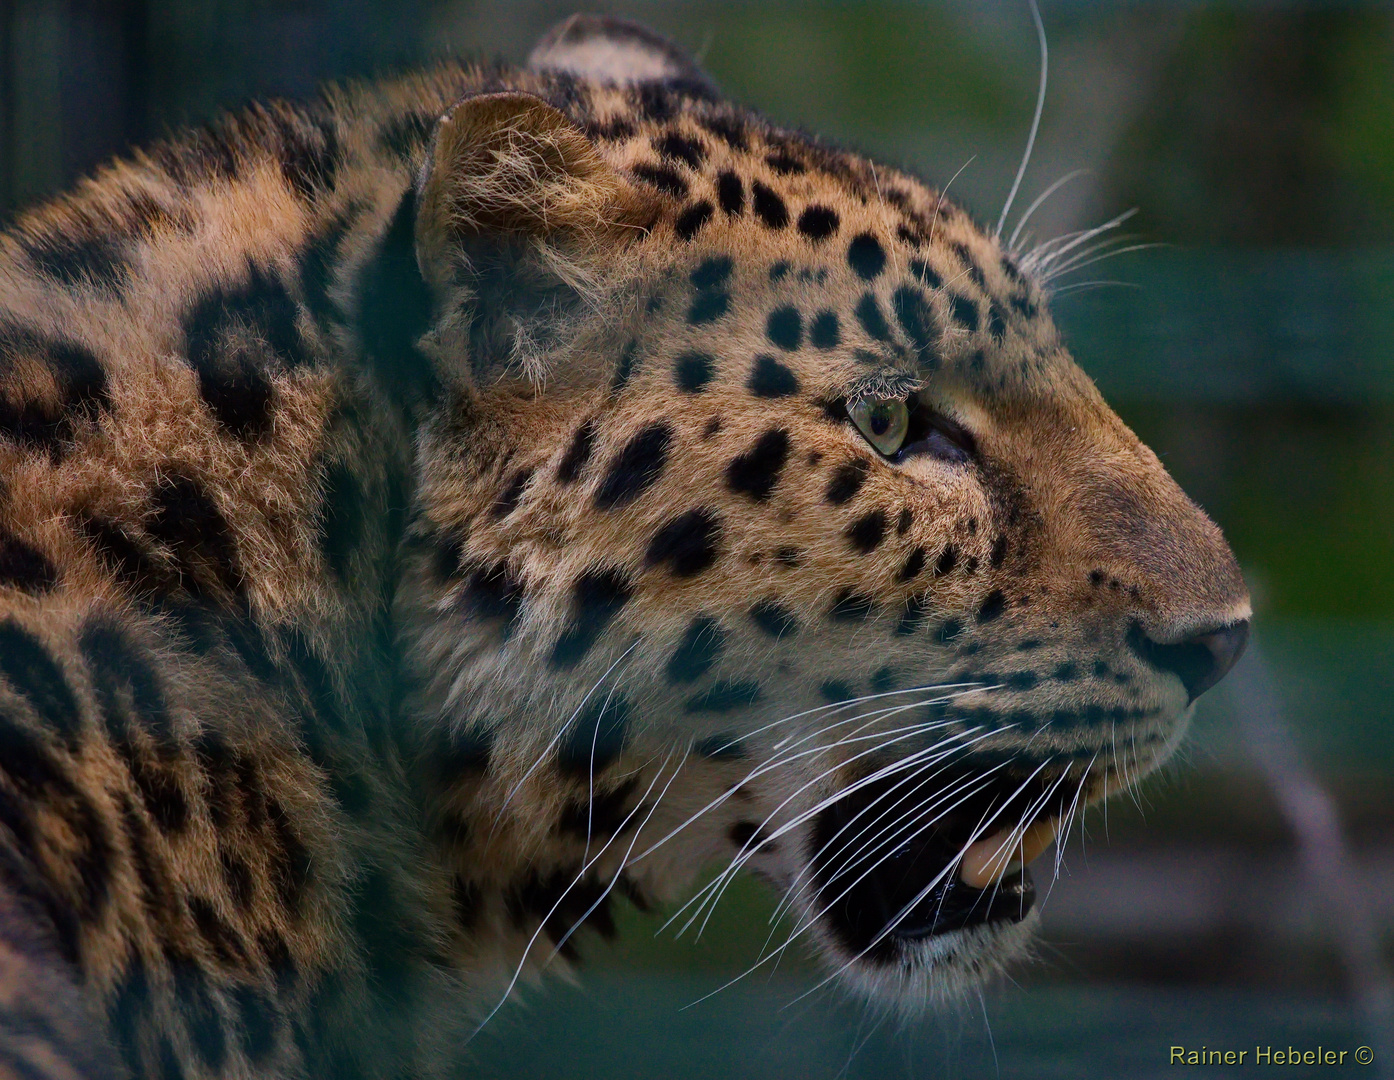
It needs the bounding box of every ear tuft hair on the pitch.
[527,15,717,94]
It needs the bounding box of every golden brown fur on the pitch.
[0,16,1248,1078]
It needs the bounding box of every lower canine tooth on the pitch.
[959,818,1060,889]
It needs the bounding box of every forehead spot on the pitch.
[644,509,722,578]
[898,547,926,581]
[891,286,937,363]
[769,261,790,282]
[976,590,1007,623]
[809,311,840,350]
[549,568,632,670]
[797,205,840,241]
[725,429,790,502]
[847,233,886,280]
[949,294,980,333]
[819,679,854,704]
[655,132,707,169]
[674,351,716,393]
[594,422,672,510]
[747,355,800,399]
[766,307,802,351]
[845,510,886,554]
[854,293,892,343]
[717,171,744,216]
[691,257,733,291]
[751,181,789,229]
[910,258,943,290]
[556,419,597,484]
[935,546,959,576]
[825,459,870,505]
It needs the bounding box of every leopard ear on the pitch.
[527,15,717,93]
[414,91,651,289]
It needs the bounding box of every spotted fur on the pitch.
[0,15,1248,1078]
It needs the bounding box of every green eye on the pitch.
[849,397,910,456]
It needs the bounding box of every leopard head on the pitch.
[391,18,1249,1009]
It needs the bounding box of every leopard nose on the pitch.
[1127,619,1251,703]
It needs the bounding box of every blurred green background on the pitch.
[3,2,1391,1076]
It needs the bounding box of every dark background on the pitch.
[3,2,1391,1076]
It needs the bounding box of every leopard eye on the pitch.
[848,397,910,457]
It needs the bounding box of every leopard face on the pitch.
[396,21,1250,1009]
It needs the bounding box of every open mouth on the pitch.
[809,763,1075,962]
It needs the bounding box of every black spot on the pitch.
[558,777,641,839]
[830,590,877,622]
[440,725,494,775]
[231,985,277,1065]
[775,546,803,568]
[684,680,761,714]
[769,261,790,282]
[819,680,854,703]
[825,459,869,505]
[703,417,721,438]
[749,600,798,639]
[688,290,729,325]
[809,311,841,349]
[631,162,688,198]
[870,666,898,694]
[147,474,243,601]
[854,293,892,342]
[0,532,57,593]
[182,264,309,436]
[655,132,706,168]
[847,233,886,280]
[896,508,914,535]
[357,188,435,404]
[694,733,745,760]
[645,509,722,577]
[845,510,886,554]
[725,429,790,502]
[989,303,1007,341]
[0,327,110,449]
[797,205,840,240]
[699,114,749,151]
[690,257,733,292]
[0,620,81,748]
[315,463,364,582]
[751,181,789,228]
[666,617,725,684]
[716,171,745,216]
[899,547,926,581]
[460,563,524,627]
[746,355,800,398]
[1007,671,1040,691]
[377,111,434,161]
[221,853,254,910]
[729,821,772,850]
[892,286,938,365]
[558,693,632,777]
[553,421,597,486]
[177,968,229,1071]
[612,340,640,393]
[550,568,632,670]
[953,244,986,289]
[594,422,672,510]
[935,617,965,644]
[766,148,805,174]
[491,468,532,519]
[911,259,943,289]
[675,352,715,392]
[990,535,1008,568]
[267,799,312,916]
[675,201,714,241]
[766,307,802,351]
[190,896,244,965]
[949,294,980,333]
[1052,662,1078,683]
[976,590,1007,623]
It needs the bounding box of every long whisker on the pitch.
[995,0,1048,240]
[1008,168,1087,252]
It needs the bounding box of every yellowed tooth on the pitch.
[959,818,1060,889]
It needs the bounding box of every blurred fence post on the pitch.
[1227,637,1393,1076]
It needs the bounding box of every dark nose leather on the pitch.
[1127,619,1250,703]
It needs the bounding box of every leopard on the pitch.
[0,14,1250,1079]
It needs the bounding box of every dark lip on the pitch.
[808,763,1065,963]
